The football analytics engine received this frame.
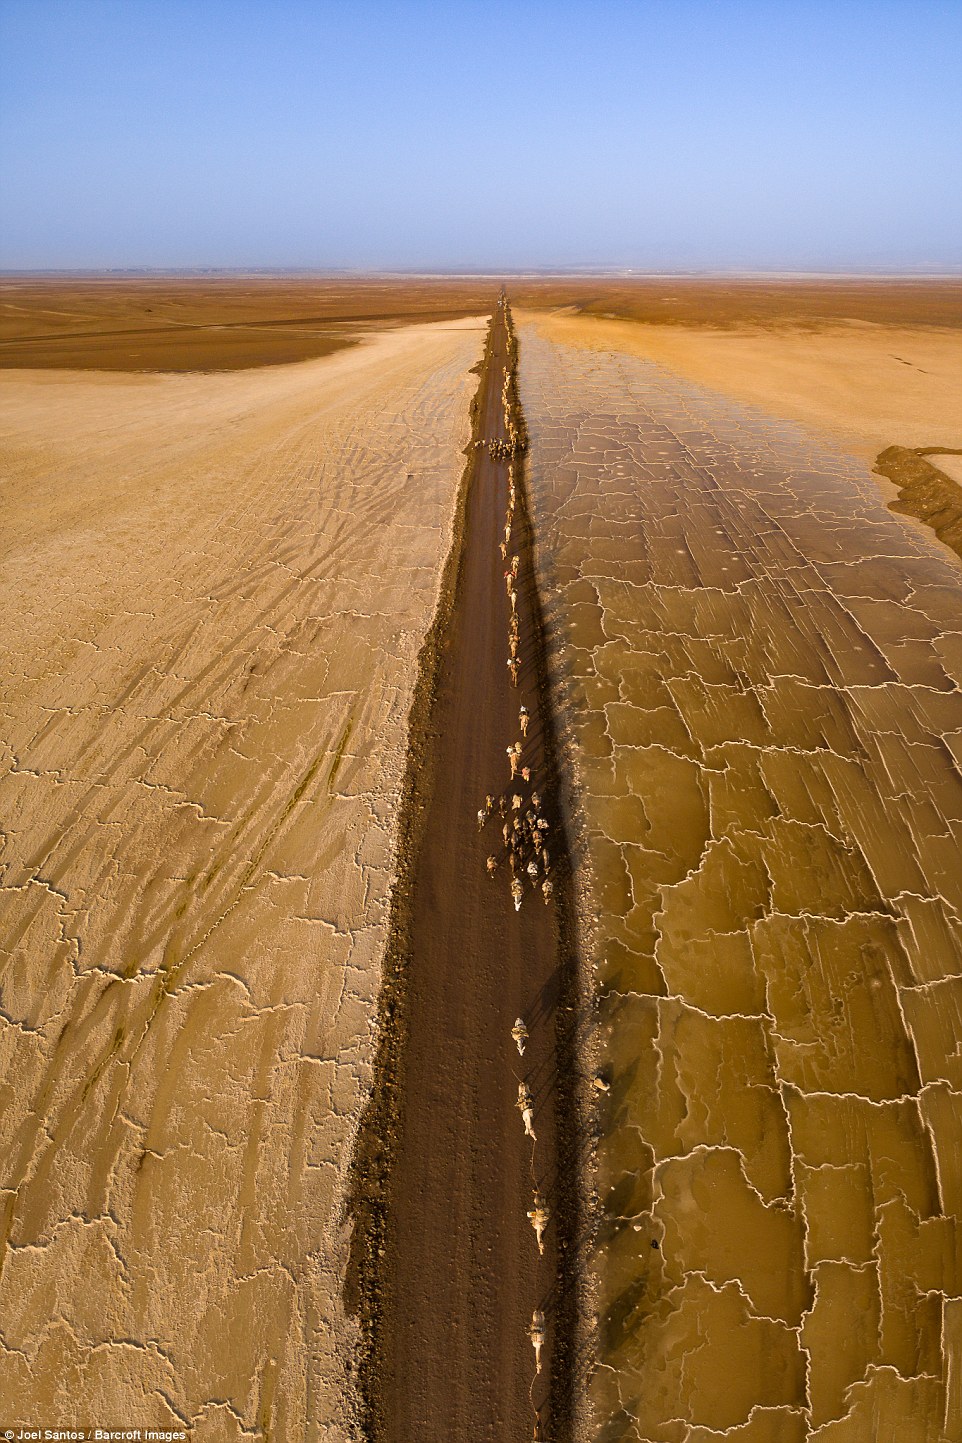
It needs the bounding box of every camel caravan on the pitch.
[480,294,556,1419]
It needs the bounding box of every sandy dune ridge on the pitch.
[518,318,962,1443]
[0,317,485,1436]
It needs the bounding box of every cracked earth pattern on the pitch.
[0,318,485,1437]
[517,322,962,1443]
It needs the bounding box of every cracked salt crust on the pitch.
[518,320,962,1443]
[0,317,486,1436]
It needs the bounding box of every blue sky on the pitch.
[1,0,960,271]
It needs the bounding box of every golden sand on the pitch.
[517,311,961,462]
[0,318,485,1436]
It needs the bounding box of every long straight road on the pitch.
[370,304,570,1441]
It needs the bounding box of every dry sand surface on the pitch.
[518,318,962,1442]
[0,316,485,1436]
[929,454,962,487]
[0,277,498,371]
[509,278,961,331]
[516,311,961,463]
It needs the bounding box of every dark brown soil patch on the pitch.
[0,278,498,371]
[509,277,962,330]
[876,445,962,563]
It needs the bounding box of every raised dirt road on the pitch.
[351,305,576,1442]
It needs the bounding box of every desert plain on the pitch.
[1,276,961,1442]
[0,282,488,1437]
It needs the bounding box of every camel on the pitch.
[511,554,520,577]
[527,1191,550,1254]
[486,855,497,876]
[529,1310,546,1374]
[542,878,553,905]
[519,706,529,737]
[477,808,487,831]
[509,588,518,614]
[517,1081,536,1139]
[500,541,508,560]
[511,878,523,912]
[508,745,519,780]
[511,1017,528,1055]
[508,658,520,686]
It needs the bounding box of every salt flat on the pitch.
[0,317,484,1437]
[518,318,962,1443]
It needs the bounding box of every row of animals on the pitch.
[484,307,553,917]
[494,297,548,1440]
[512,1014,550,1383]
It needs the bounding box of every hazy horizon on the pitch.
[3,266,962,279]
[2,0,960,272]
